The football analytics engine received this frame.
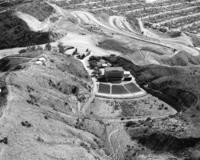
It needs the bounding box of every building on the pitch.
[124,71,131,78]
[104,67,124,82]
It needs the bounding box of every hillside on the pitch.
[0,48,112,160]
[0,11,51,49]
[16,1,55,21]
[157,50,200,66]
[1,0,200,160]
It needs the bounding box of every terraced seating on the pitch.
[112,85,128,94]
[98,83,110,94]
[124,83,141,93]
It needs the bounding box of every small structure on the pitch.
[102,63,109,67]
[38,57,46,62]
[36,56,46,65]
[104,67,124,82]
[97,59,111,68]
[124,71,131,78]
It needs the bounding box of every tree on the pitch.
[58,43,65,54]
[45,43,51,51]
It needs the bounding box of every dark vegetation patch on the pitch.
[36,136,44,143]
[0,137,8,144]
[141,87,196,112]
[0,79,8,109]
[26,94,39,107]
[0,0,26,8]
[166,30,182,38]
[126,119,200,158]
[16,1,55,21]
[21,121,32,127]
[137,132,200,156]
[0,11,51,49]
[57,80,79,95]
[97,39,136,54]
[48,79,79,95]
[0,56,29,72]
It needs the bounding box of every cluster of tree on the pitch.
[0,11,51,50]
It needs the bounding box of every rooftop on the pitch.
[104,67,124,72]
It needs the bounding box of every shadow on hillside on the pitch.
[0,11,51,50]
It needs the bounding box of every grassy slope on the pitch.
[0,50,108,160]
[158,50,200,66]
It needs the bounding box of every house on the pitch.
[104,67,124,82]
[36,57,46,65]
[124,71,131,78]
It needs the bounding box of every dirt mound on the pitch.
[0,11,51,49]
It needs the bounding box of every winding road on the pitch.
[71,11,199,56]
